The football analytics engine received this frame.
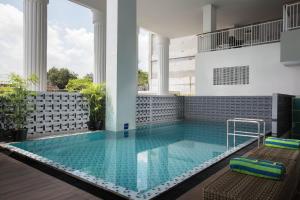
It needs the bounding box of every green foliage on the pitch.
[66,77,105,129]
[83,73,93,82]
[0,74,37,130]
[80,83,106,128]
[138,70,149,87]
[47,67,78,89]
[66,77,92,92]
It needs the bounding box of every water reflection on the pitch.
[12,121,249,193]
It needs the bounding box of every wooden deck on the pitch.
[177,148,300,200]
[0,153,101,200]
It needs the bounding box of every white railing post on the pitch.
[197,19,283,53]
[227,120,229,150]
[284,2,300,31]
[251,25,253,45]
[283,5,287,31]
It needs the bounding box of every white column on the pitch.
[106,0,137,132]
[202,4,216,33]
[202,4,216,51]
[157,35,170,95]
[24,0,48,91]
[92,9,106,83]
[148,33,153,91]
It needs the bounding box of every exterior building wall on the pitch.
[150,35,197,95]
[281,29,300,65]
[196,42,300,96]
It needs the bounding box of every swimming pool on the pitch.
[5,121,253,200]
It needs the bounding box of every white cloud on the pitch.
[47,25,94,76]
[138,28,150,72]
[0,4,23,76]
[0,3,93,77]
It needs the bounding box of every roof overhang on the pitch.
[70,0,283,38]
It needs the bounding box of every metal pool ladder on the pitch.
[227,118,266,150]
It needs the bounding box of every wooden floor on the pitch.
[0,153,101,200]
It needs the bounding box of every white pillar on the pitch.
[24,0,48,91]
[202,4,216,33]
[92,9,106,83]
[106,0,137,132]
[157,35,170,95]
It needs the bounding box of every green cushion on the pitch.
[230,157,286,180]
[265,137,300,150]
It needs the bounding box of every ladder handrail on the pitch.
[227,118,266,150]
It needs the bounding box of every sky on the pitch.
[0,0,149,79]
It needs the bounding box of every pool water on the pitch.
[10,121,251,199]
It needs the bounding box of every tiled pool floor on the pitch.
[4,121,253,199]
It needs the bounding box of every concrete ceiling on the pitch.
[69,0,106,12]
[71,0,283,38]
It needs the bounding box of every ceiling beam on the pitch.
[68,0,106,12]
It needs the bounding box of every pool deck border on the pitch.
[0,131,259,200]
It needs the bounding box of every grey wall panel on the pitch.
[184,96,273,131]
[136,95,273,132]
[272,93,294,137]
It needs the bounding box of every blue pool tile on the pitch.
[9,121,252,199]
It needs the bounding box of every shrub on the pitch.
[0,74,37,130]
[81,83,106,130]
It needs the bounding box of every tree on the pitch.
[83,73,93,82]
[138,70,149,90]
[66,77,92,92]
[47,67,77,89]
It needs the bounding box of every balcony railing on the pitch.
[197,19,283,53]
[284,1,300,31]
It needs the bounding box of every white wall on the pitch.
[281,29,300,66]
[196,43,300,96]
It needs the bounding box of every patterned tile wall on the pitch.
[0,92,89,134]
[136,95,184,125]
[26,92,89,134]
[184,96,273,131]
[2,93,288,136]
